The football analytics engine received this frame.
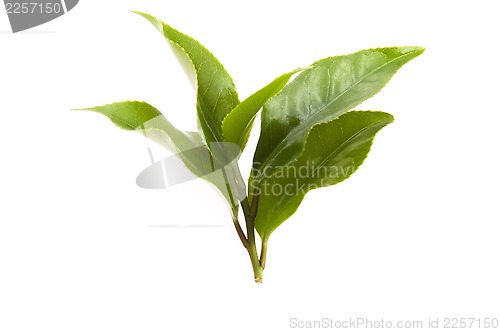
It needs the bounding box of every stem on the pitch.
[249,192,259,219]
[259,236,268,270]
[232,214,248,249]
[226,163,265,283]
[248,240,263,283]
[241,198,263,282]
[217,156,249,250]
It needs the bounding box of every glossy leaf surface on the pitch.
[251,47,424,192]
[254,111,394,238]
[134,11,240,144]
[222,69,301,151]
[77,101,243,206]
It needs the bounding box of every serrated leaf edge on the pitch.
[256,47,423,181]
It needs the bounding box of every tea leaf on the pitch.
[254,111,394,238]
[134,11,240,144]
[222,69,301,151]
[76,101,243,206]
[251,47,424,194]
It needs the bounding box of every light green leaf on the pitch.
[254,111,394,238]
[133,11,240,144]
[76,101,243,207]
[77,100,162,131]
[222,69,302,151]
[76,101,200,152]
[251,47,424,193]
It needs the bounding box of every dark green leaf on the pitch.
[134,11,240,144]
[253,111,394,238]
[251,47,424,194]
[222,69,302,151]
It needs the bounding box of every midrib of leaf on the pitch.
[270,117,384,210]
[175,40,225,142]
[134,11,239,144]
[256,112,392,238]
[198,96,223,141]
[255,49,421,183]
[313,118,384,170]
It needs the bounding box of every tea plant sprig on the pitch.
[77,12,424,283]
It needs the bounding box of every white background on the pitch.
[1,1,499,331]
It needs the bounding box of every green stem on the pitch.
[232,213,248,249]
[228,165,265,283]
[249,192,259,219]
[248,239,263,283]
[219,159,249,250]
[241,198,263,282]
[260,236,268,270]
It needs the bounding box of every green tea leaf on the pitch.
[77,10,426,282]
[133,11,240,144]
[222,69,302,151]
[76,101,243,207]
[254,111,394,238]
[251,47,424,192]
[77,100,162,131]
[76,101,198,149]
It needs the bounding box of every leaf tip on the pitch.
[401,46,426,56]
[385,111,395,123]
[131,10,147,17]
[70,107,91,112]
[132,11,164,32]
